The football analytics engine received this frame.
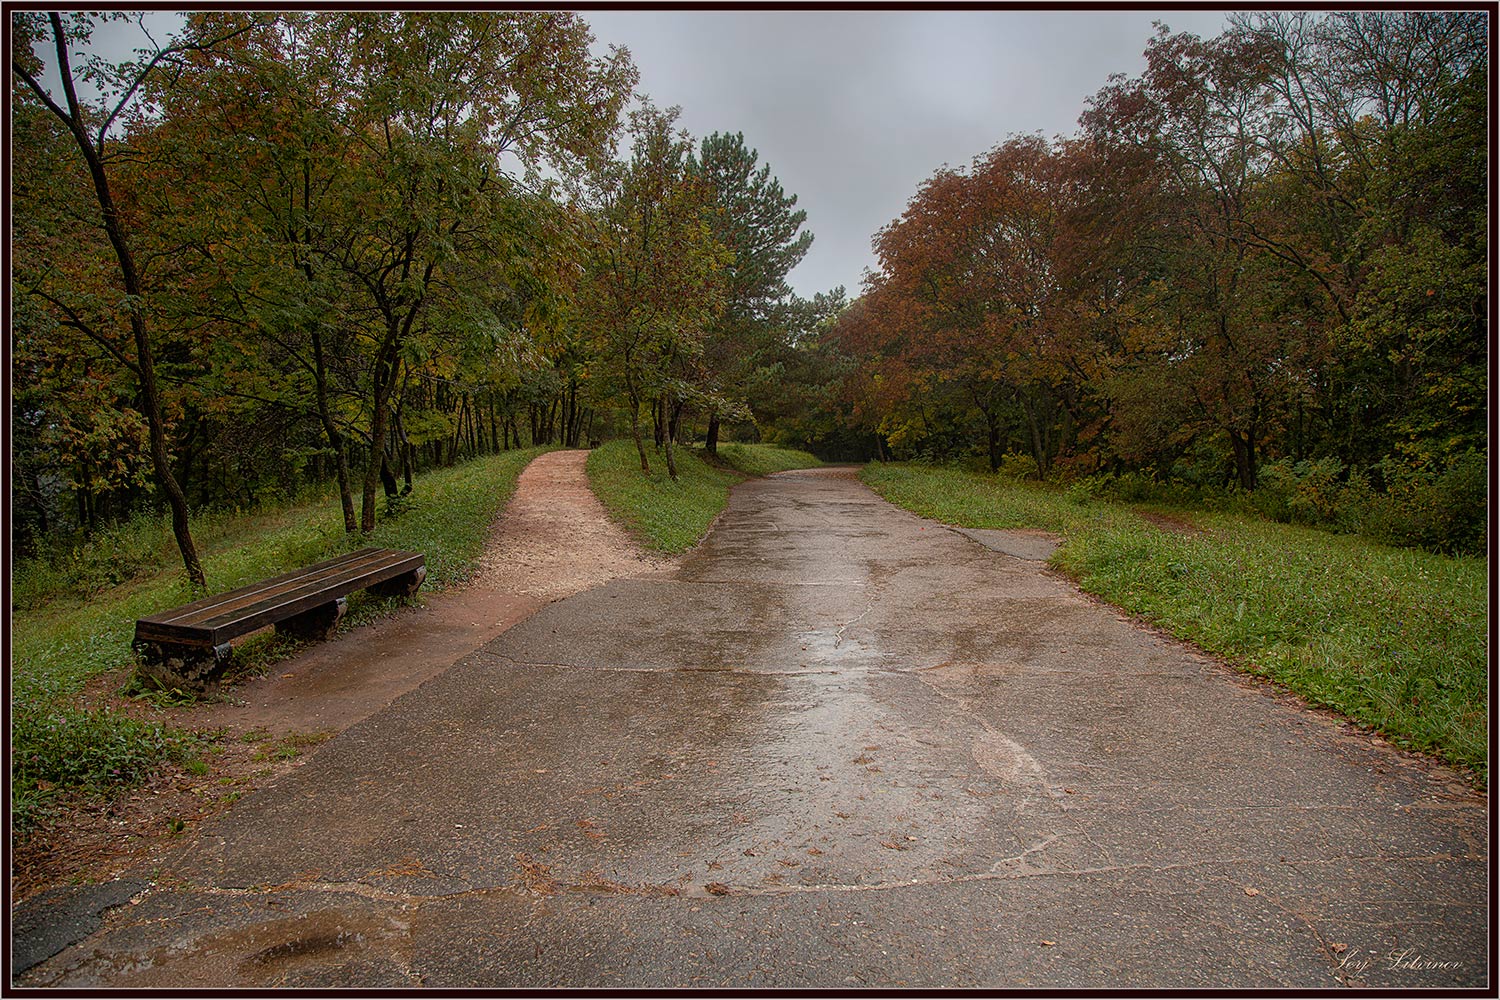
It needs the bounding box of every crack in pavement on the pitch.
[484,652,844,677]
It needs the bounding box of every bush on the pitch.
[997,451,1038,481]
[1247,451,1486,556]
[1253,457,1348,525]
[11,706,198,830]
[1064,473,1112,505]
[1365,451,1487,555]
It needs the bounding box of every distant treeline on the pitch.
[774,13,1486,553]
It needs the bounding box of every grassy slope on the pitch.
[711,443,824,476]
[862,463,1488,783]
[12,447,550,815]
[585,439,742,553]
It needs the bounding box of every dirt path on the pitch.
[474,448,674,599]
[14,449,672,903]
[191,449,673,734]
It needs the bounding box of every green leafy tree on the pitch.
[579,103,730,479]
[12,12,263,586]
[688,132,813,452]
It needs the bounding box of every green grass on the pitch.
[711,443,825,476]
[586,439,742,553]
[11,446,550,825]
[862,462,1488,784]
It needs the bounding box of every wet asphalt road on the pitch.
[16,469,1488,988]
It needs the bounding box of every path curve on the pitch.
[13,449,668,906]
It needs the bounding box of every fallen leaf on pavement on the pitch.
[1244,887,1260,896]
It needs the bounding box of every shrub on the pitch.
[997,451,1038,481]
[1254,457,1347,525]
[1365,451,1487,555]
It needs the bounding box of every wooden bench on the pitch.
[133,547,426,691]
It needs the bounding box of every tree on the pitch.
[331,11,635,530]
[12,12,264,586]
[688,132,813,452]
[141,11,636,531]
[579,103,730,478]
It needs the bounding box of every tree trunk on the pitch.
[380,449,399,498]
[312,329,358,533]
[664,397,685,480]
[668,397,685,446]
[392,408,414,495]
[1020,392,1049,478]
[36,18,205,585]
[706,410,721,455]
[1229,428,1258,490]
[360,333,401,532]
[564,379,580,447]
[625,368,651,474]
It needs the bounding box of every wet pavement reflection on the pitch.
[19,467,1488,989]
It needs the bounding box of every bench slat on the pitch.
[134,548,424,648]
[151,549,409,629]
[140,549,382,627]
[196,553,424,642]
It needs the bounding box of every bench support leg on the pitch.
[276,597,348,643]
[133,641,234,694]
[368,566,426,600]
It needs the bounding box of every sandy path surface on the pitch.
[475,449,675,599]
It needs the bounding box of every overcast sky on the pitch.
[580,10,1232,299]
[53,9,1234,300]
